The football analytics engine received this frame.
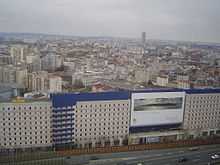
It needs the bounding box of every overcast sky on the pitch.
[0,0,219,42]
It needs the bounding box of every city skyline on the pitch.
[0,1,220,164]
[0,0,220,43]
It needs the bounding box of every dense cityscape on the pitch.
[0,32,220,164]
[0,0,220,164]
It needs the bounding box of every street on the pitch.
[65,144,220,165]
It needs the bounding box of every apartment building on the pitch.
[75,99,130,148]
[183,89,220,138]
[1,88,220,150]
[0,99,52,149]
[27,72,62,93]
[51,91,130,148]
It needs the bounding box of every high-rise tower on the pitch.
[141,32,146,45]
[141,32,146,55]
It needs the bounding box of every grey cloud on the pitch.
[0,0,219,42]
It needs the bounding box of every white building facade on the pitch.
[75,99,130,148]
[49,76,62,93]
[0,100,52,149]
[183,89,220,138]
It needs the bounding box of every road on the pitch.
[65,144,220,165]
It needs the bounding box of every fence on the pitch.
[57,138,220,156]
[1,138,220,163]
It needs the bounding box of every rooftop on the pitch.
[51,91,130,108]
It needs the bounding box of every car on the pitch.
[211,154,220,160]
[178,157,188,163]
[137,162,143,165]
[90,156,99,160]
[207,162,214,165]
[188,147,199,151]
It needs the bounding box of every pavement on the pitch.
[65,144,220,165]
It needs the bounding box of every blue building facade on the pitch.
[51,91,130,146]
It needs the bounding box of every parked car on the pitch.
[90,156,99,160]
[137,162,144,165]
[211,154,220,160]
[178,157,188,163]
[188,147,199,151]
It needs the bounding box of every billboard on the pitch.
[134,97,183,111]
[131,92,185,127]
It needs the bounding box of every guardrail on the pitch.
[57,138,220,156]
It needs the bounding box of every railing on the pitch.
[57,137,220,156]
[1,138,220,163]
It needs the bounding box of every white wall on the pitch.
[131,92,185,127]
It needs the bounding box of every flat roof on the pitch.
[51,91,130,108]
[131,88,184,93]
[131,88,220,94]
[185,88,220,94]
[51,88,220,108]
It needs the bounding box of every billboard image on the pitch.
[134,97,183,111]
[131,92,185,127]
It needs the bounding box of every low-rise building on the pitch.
[156,76,169,87]
[49,76,62,93]
[27,72,62,93]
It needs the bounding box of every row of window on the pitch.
[76,108,129,113]
[188,124,219,129]
[76,126,128,132]
[2,117,49,121]
[0,140,51,146]
[2,136,50,141]
[1,112,49,116]
[1,106,51,111]
[76,130,127,137]
[77,103,129,108]
[3,126,48,131]
[2,122,49,126]
[186,117,219,121]
[76,136,124,142]
[75,122,128,127]
[75,119,128,123]
[188,121,219,127]
[189,95,220,100]
[187,112,219,116]
[188,105,219,108]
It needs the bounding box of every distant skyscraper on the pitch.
[141,32,146,55]
[141,32,146,45]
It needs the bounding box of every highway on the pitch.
[65,144,220,165]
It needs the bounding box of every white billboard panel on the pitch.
[131,92,185,127]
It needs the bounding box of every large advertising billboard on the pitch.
[131,92,185,127]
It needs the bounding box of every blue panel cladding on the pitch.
[185,88,220,94]
[131,88,185,94]
[131,88,220,94]
[51,91,130,108]
[129,123,182,133]
[51,91,130,145]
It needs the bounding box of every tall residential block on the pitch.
[183,89,220,138]
[0,99,52,149]
[51,91,130,148]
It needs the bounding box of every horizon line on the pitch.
[0,31,220,45]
